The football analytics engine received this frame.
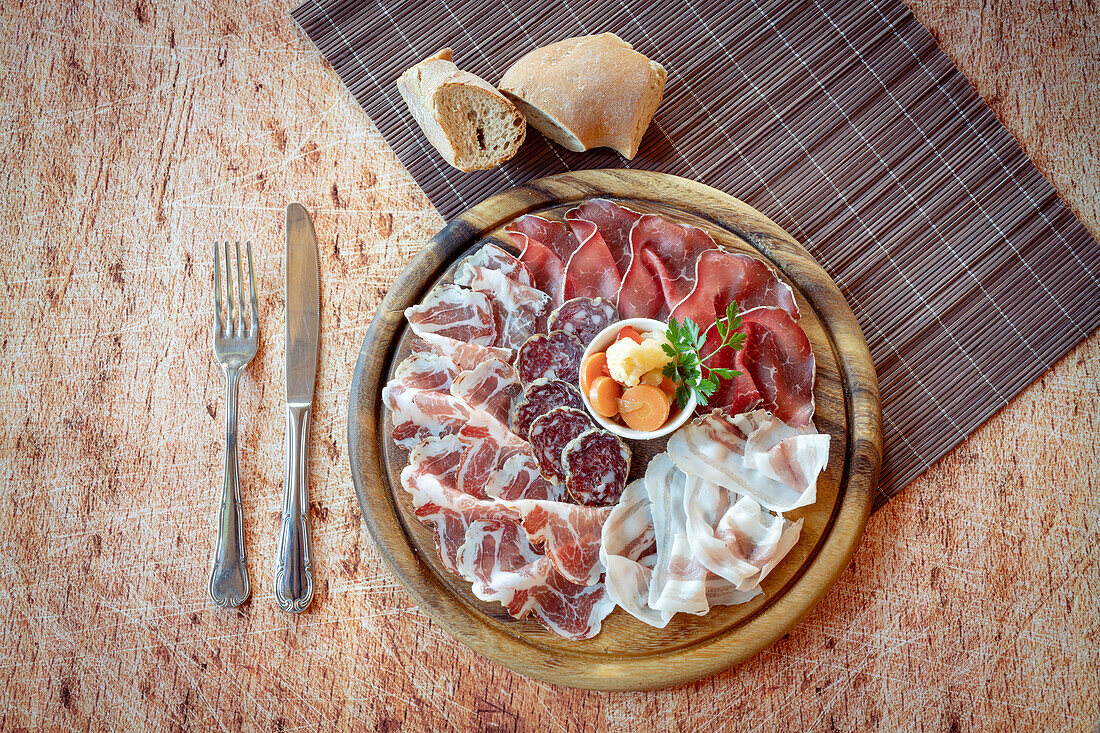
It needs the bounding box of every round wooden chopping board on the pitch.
[348,169,882,691]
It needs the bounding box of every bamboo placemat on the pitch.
[292,0,1100,508]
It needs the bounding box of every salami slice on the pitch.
[528,407,593,484]
[510,378,585,438]
[562,429,632,506]
[547,297,619,346]
[514,331,585,386]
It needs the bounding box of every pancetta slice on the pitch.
[562,216,622,302]
[449,359,522,426]
[392,351,460,393]
[666,409,829,512]
[508,568,616,641]
[566,199,642,275]
[405,283,497,346]
[617,214,718,319]
[672,249,799,327]
[383,383,472,449]
[509,500,612,586]
[739,307,816,427]
[416,332,513,371]
[506,215,579,306]
[454,262,550,349]
[600,479,669,627]
[464,243,532,287]
[454,520,553,606]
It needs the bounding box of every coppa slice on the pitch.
[510,377,585,438]
[450,358,522,426]
[563,429,631,506]
[528,406,593,483]
[464,243,532,287]
[454,262,550,350]
[405,283,497,345]
[392,351,459,392]
[514,330,585,386]
[547,296,619,346]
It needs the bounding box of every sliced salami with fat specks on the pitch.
[563,429,632,506]
[528,407,593,484]
[510,378,585,438]
[514,330,584,386]
[547,297,619,346]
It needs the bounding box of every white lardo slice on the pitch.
[600,479,671,628]
[644,454,709,615]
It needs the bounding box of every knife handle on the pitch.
[210,366,251,608]
[274,403,314,613]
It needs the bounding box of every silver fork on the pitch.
[209,241,258,609]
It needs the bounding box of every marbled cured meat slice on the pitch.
[562,429,631,506]
[672,249,799,326]
[454,520,552,606]
[510,378,585,438]
[382,383,471,449]
[528,406,593,483]
[449,359,522,426]
[454,262,550,349]
[464,243,532,287]
[416,332,512,371]
[514,331,585,386]
[566,199,642,275]
[405,283,497,346]
[506,215,580,306]
[392,351,459,392]
[509,499,612,586]
[547,297,619,346]
[485,453,567,502]
[407,434,466,489]
[454,412,529,498]
[562,217,622,302]
[738,306,815,427]
[510,569,615,641]
[617,214,719,319]
[666,409,829,512]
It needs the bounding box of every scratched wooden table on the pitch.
[1,0,1097,730]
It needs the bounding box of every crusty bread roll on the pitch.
[397,48,526,172]
[498,33,666,159]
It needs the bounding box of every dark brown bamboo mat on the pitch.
[292,0,1100,509]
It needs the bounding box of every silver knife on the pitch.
[274,202,320,613]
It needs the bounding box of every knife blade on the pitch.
[274,202,319,613]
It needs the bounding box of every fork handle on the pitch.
[274,403,314,613]
[210,366,251,608]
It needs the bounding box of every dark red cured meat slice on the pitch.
[404,283,497,345]
[562,429,631,506]
[510,377,585,438]
[528,407,593,483]
[465,243,532,287]
[547,297,619,346]
[672,249,799,326]
[514,331,584,386]
[738,307,815,426]
[617,214,719,319]
[505,215,579,306]
[562,217,622,302]
[699,324,762,416]
[566,199,642,275]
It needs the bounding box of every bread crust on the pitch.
[499,33,667,159]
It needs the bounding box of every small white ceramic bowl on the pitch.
[579,317,697,440]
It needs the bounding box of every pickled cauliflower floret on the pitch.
[606,332,671,387]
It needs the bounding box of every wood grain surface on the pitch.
[349,170,880,689]
[0,0,1096,729]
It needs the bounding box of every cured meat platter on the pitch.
[348,169,881,690]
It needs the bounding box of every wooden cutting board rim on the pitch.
[347,169,881,690]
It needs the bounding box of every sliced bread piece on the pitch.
[498,34,667,160]
[397,48,526,172]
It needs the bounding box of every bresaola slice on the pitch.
[617,214,719,319]
[672,249,799,325]
[562,216,622,302]
[515,331,585,385]
[566,199,641,275]
[528,406,594,483]
[739,307,815,427]
[547,297,619,346]
[510,378,585,438]
[506,215,580,306]
[563,429,631,506]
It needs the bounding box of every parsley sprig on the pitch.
[661,301,746,409]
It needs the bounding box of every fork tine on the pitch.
[224,241,235,332]
[246,240,258,333]
[214,242,224,333]
[235,241,246,335]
